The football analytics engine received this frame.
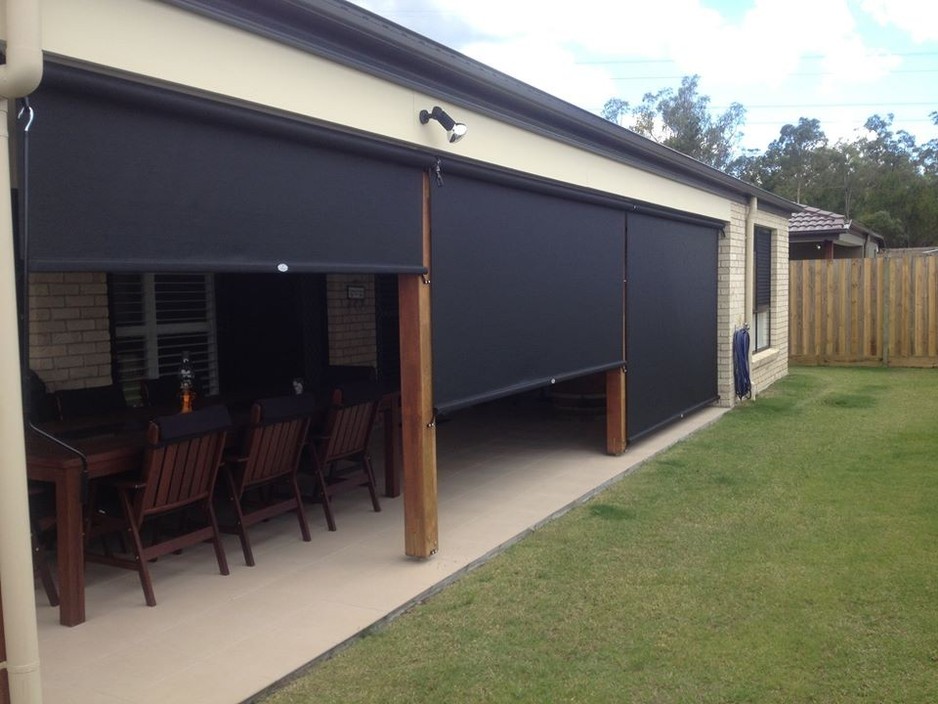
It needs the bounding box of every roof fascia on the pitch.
[848,221,886,246]
[159,0,799,213]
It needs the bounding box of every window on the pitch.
[754,227,772,351]
[110,273,218,405]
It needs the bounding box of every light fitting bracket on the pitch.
[419,105,467,143]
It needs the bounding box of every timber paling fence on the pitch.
[789,255,938,368]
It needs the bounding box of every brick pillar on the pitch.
[325,274,377,368]
[28,272,112,390]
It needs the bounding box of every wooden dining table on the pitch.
[27,423,145,626]
[26,390,401,627]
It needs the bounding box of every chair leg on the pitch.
[291,474,312,542]
[311,456,337,532]
[363,455,382,513]
[32,532,59,607]
[224,469,254,567]
[205,500,230,576]
[129,524,157,607]
[119,491,157,607]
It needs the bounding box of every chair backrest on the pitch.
[25,369,57,423]
[318,394,380,464]
[237,394,318,492]
[322,365,376,387]
[140,376,179,408]
[54,384,127,421]
[135,405,231,520]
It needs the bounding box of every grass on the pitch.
[259,367,938,703]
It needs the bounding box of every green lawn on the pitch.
[260,367,938,703]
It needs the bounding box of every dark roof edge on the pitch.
[847,220,887,245]
[159,0,799,215]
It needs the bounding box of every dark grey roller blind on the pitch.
[626,212,719,440]
[23,64,424,274]
[430,173,626,414]
[755,228,772,308]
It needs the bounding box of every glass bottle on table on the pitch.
[178,351,196,413]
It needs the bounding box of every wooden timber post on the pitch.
[397,171,439,558]
[606,237,627,456]
[605,367,627,455]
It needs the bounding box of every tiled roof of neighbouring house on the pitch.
[789,206,850,233]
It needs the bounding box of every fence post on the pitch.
[882,259,890,367]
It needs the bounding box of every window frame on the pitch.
[109,273,219,405]
[753,227,773,352]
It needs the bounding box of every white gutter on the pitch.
[0,1,43,703]
[743,195,757,399]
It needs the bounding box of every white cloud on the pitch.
[860,0,938,43]
[415,0,902,94]
[460,37,617,113]
[347,0,934,151]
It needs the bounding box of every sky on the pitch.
[346,0,938,154]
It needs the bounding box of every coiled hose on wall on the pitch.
[733,327,751,400]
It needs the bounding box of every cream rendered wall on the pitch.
[36,0,730,222]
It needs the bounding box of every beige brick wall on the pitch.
[28,272,113,391]
[750,210,790,395]
[717,202,790,407]
[716,201,747,406]
[326,274,377,368]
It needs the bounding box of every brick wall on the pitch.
[750,210,790,394]
[716,201,747,406]
[326,274,377,368]
[27,273,112,391]
[717,202,790,407]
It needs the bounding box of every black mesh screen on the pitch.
[626,212,719,440]
[430,174,625,413]
[24,65,424,274]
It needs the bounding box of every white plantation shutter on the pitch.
[111,273,218,405]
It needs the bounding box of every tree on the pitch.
[603,79,938,246]
[603,75,745,171]
[601,97,630,126]
[758,118,829,203]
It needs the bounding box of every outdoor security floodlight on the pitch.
[419,106,467,143]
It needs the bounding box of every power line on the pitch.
[611,68,938,81]
[744,118,937,125]
[712,102,936,109]
[577,50,938,65]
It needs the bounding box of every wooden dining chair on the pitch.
[307,388,382,532]
[25,369,57,424]
[86,405,231,607]
[139,376,180,407]
[222,394,317,567]
[54,383,127,421]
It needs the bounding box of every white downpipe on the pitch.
[0,1,43,704]
[743,195,757,399]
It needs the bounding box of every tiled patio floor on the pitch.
[34,396,727,704]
